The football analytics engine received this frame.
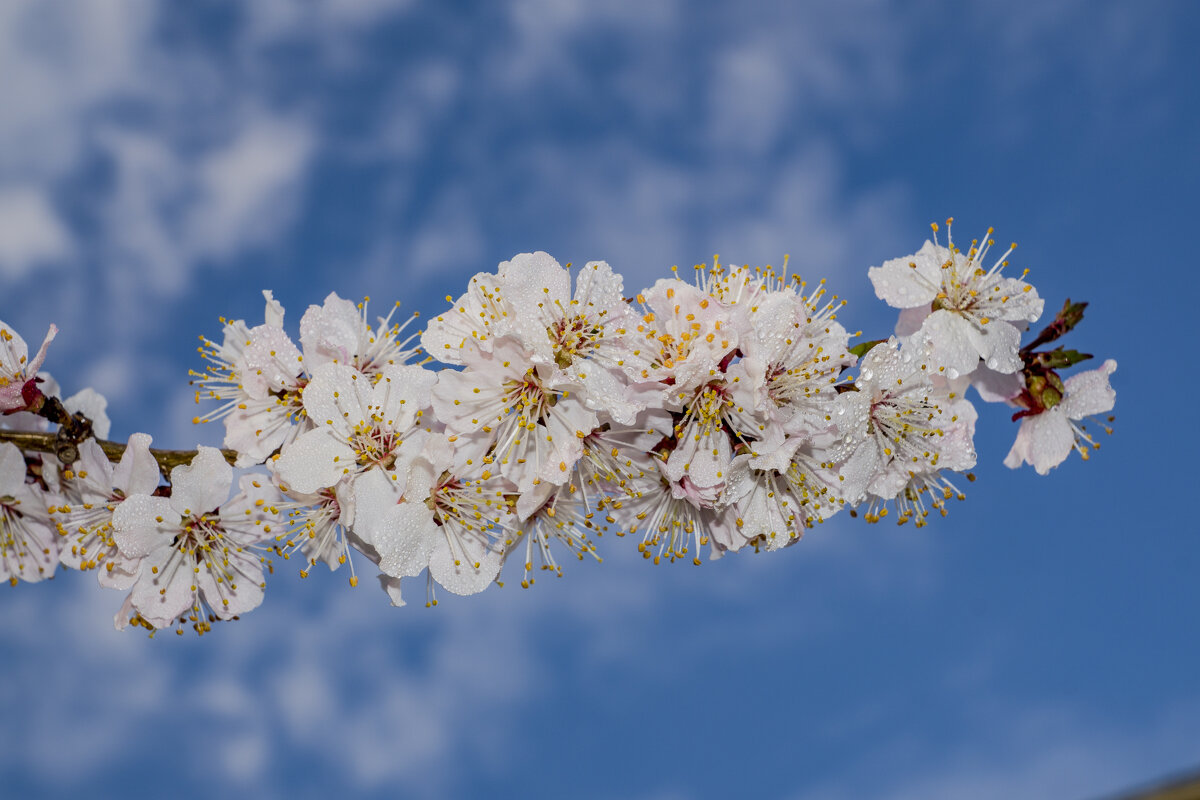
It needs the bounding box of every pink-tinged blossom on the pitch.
[574,409,673,501]
[112,448,280,634]
[432,336,598,495]
[0,321,57,412]
[622,278,737,394]
[52,434,158,588]
[1005,359,1117,475]
[624,460,726,565]
[0,375,110,438]
[868,223,1043,378]
[273,363,436,546]
[728,269,854,433]
[195,292,422,468]
[0,442,59,584]
[662,363,775,500]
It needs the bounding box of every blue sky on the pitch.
[1,1,1197,797]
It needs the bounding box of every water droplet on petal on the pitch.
[946,367,959,380]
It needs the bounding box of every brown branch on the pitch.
[0,429,237,479]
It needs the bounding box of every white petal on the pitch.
[429,537,502,596]
[243,325,304,399]
[1060,359,1117,420]
[113,433,160,497]
[262,289,285,329]
[372,363,437,430]
[420,272,509,363]
[129,547,195,628]
[376,502,438,579]
[991,277,1044,323]
[349,466,402,545]
[971,365,1023,403]
[300,292,362,370]
[574,260,626,310]
[0,442,27,492]
[196,546,264,619]
[894,304,931,338]
[1006,411,1074,475]
[112,495,179,558]
[963,319,1022,374]
[868,242,942,309]
[169,447,231,517]
[501,251,569,358]
[378,575,406,607]
[274,428,357,495]
[302,362,367,437]
[921,311,982,376]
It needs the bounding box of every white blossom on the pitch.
[432,336,597,495]
[869,222,1043,377]
[836,338,978,524]
[273,362,436,545]
[500,253,648,425]
[112,448,280,634]
[622,278,737,394]
[367,435,510,600]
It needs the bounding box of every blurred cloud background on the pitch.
[1,1,1197,797]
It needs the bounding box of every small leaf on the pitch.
[849,339,886,359]
[1034,346,1094,370]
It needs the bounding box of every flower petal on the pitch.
[169,446,231,517]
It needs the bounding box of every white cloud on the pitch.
[0,0,154,179]
[185,116,316,262]
[0,186,73,277]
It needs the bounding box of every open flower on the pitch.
[112,447,280,634]
[837,338,978,518]
[1005,359,1117,474]
[500,253,648,424]
[432,336,597,495]
[367,435,510,599]
[273,362,436,545]
[869,222,1043,378]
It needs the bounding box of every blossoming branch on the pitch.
[0,220,1118,636]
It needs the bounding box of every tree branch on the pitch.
[0,429,237,479]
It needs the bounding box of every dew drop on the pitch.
[985,358,998,370]
[945,367,959,380]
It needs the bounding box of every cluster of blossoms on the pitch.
[0,221,1118,635]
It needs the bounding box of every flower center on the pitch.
[348,423,400,469]
[549,314,603,369]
